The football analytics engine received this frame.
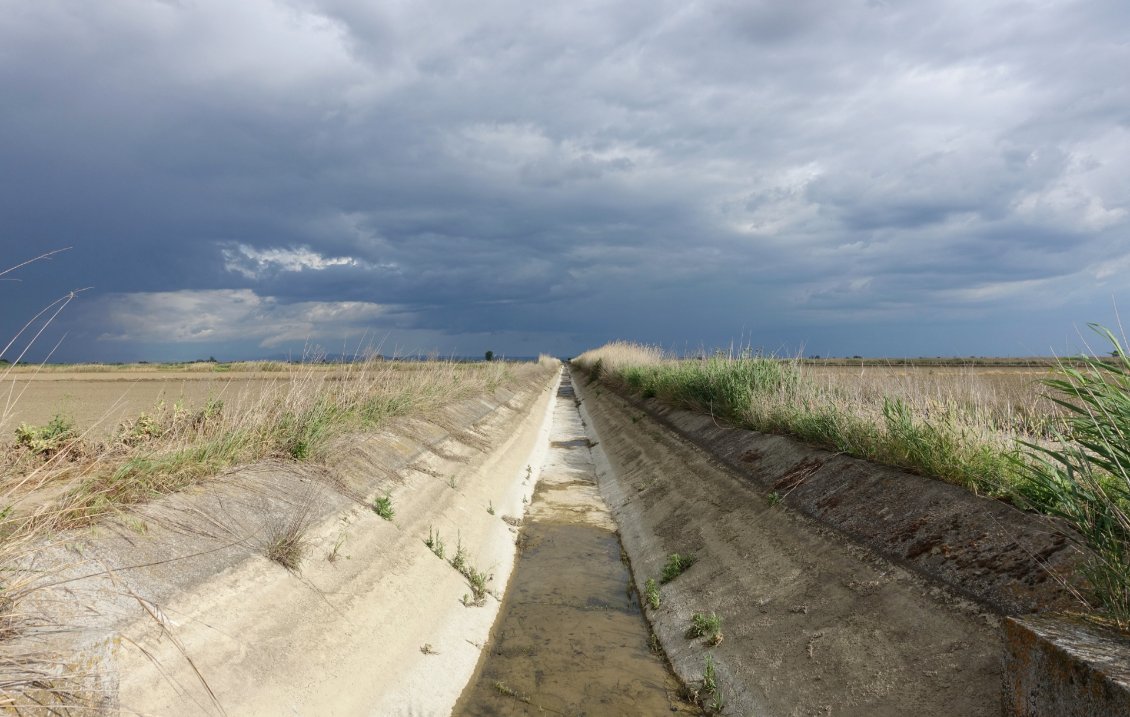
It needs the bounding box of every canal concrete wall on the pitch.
[574,369,1002,716]
[576,366,1130,717]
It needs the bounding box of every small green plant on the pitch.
[450,535,468,573]
[372,494,394,520]
[687,611,724,645]
[327,532,347,562]
[447,475,458,489]
[425,526,445,559]
[196,397,224,427]
[442,534,489,606]
[462,568,489,606]
[709,688,725,714]
[287,438,310,460]
[678,654,724,710]
[767,491,782,506]
[661,553,695,583]
[702,654,717,694]
[645,578,660,609]
[117,407,166,445]
[15,414,76,455]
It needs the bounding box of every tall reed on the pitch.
[1015,325,1130,627]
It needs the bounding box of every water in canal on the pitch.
[454,373,696,715]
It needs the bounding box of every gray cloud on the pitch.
[2,0,1127,361]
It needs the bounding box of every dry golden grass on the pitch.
[0,359,545,525]
[575,343,1060,441]
[573,341,663,372]
[573,343,1054,495]
[800,364,1062,438]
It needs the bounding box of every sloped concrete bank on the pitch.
[20,364,561,715]
[594,388,1082,615]
[571,367,1127,716]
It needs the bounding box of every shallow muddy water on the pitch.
[455,375,695,716]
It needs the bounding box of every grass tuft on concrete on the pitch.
[660,553,695,583]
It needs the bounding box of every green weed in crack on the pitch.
[372,494,394,521]
[687,611,724,646]
[425,525,445,560]
[660,553,695,583]
[702,654,717,694]
[703,655,725,714]
[450,534,468,574]
[680,654,724,713]
[461,568,490,607]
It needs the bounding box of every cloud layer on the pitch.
[2,0,1127,359]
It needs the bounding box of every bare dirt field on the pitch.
[0,371,292,437]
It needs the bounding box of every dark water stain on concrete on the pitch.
[550,438,594,449]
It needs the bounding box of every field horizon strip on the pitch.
[572,333,1130,629]
[2,357,560,525]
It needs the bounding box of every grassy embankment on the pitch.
[573,333,1130,628]
[2,359,556,526]
[0,356,557,704]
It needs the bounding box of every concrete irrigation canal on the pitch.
[455,374,694,714]
[15,362,1130,715]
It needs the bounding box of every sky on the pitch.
[1,0,1127,362]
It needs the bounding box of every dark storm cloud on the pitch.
[1,0,1127,361]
